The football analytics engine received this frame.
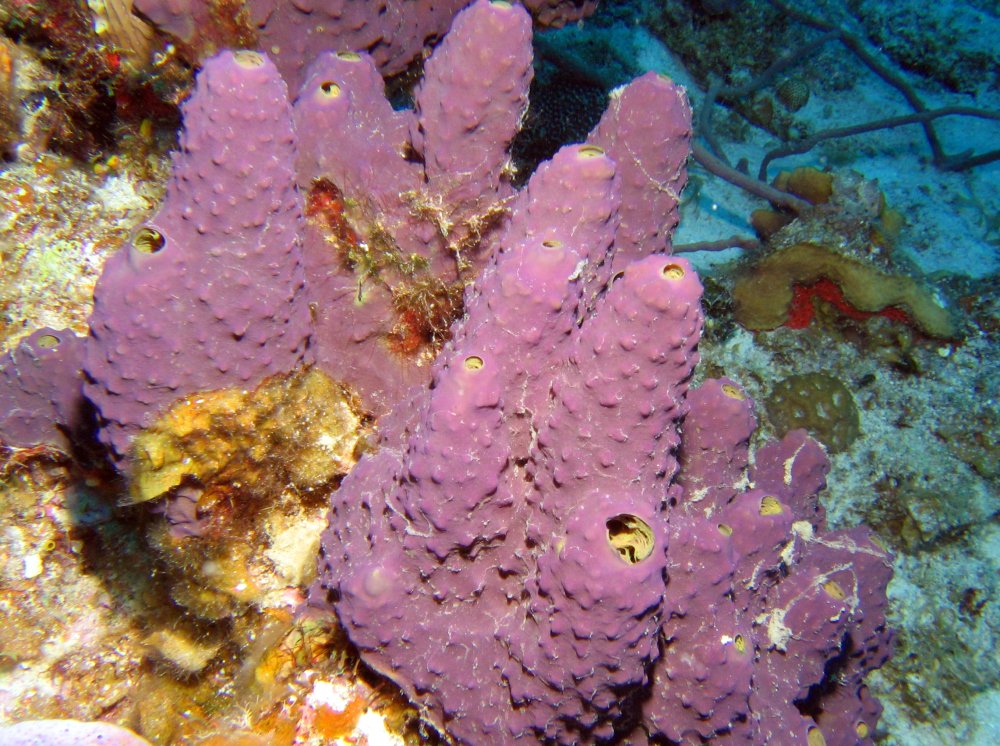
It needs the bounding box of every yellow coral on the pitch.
[128,367,367,503]
[774,166,834,205]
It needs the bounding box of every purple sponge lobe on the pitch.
[0,329,85,450]
[83,51,311,459]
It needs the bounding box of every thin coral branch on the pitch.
[691,142,811,213]
[673,235,762,254]
[938,148,1000,172]
[694,0,1000,184]
[759,106,1000,180]
[696,79,731,165]
[697,29,840,165]
[762,0,947,163]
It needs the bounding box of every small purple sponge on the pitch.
[0,719,151,745]
[0,329,85,451]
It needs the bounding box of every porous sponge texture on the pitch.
[84,51,312,460]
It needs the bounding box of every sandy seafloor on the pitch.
[0,0,997,744]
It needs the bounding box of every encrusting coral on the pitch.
[733,241,956,337]
[766,372,861,453]
[734,167,955,338]
[128,367,366,505]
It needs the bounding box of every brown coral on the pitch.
[766,372,860,453]
[732,242,956,338]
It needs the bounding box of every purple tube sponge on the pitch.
[83,51,311,460]
[0,329,85,451]
[4,2,678,450]
[319,136,700,739]
[645,373,892,745]
[131,0,465,85]
[291,2,697,417]
[410,0,533,229]
[134,0,595,88]
[677,377,757,507]
[294,0,533,412]
[316,105,892,746]
[588,71,693,267]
